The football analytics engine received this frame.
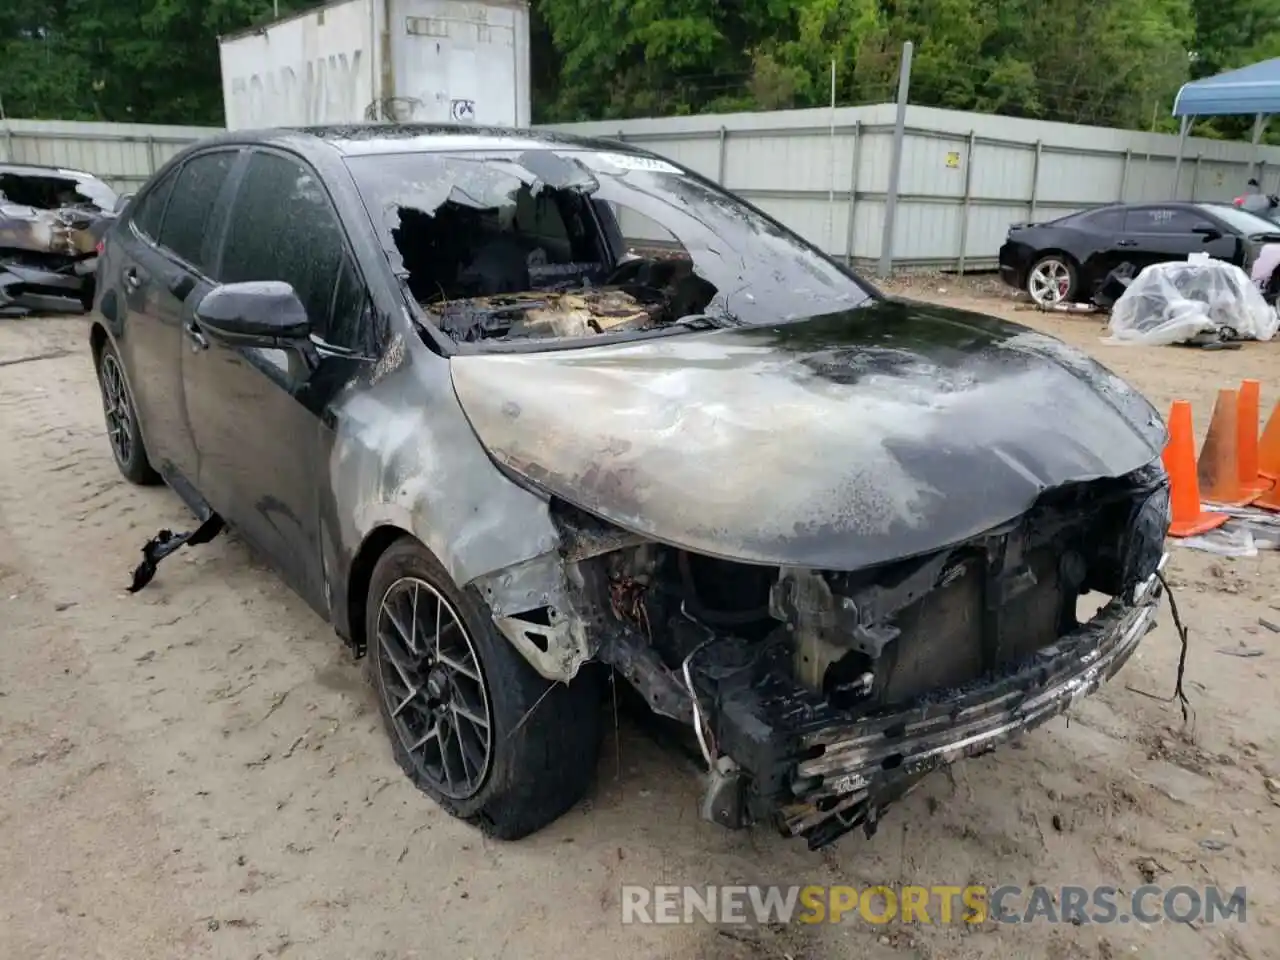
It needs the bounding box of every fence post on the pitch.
[844,120,861,266]
[145,135,157,174]
[1119,148,1131,202]
[878,40,913,278]
[1191,152,1202,199]
[1029,140,1042,222]
[957,131,975,275]
[716,126,727,185]
[0,123,11,163]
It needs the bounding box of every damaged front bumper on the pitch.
[708,559,1165,850]
[0,257,95,316]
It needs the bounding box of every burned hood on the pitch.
[449,299,1166,570]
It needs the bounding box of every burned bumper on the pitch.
[0,258,95,316]
[709,561,1164,850]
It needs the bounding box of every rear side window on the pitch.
[1126,208,1200,233]
[131,167,179,241]
[157,151,236,272]
[217,151,349,342]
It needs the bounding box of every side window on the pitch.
[329,254,374,352]
[1127,208,1200,233]
[1083,208,1125,232]
[157,151,236,272]
[130,166,180,241]
[218,152,350,344]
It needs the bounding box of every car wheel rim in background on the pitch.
[375,576,494,800]
[1029,259,1071,306]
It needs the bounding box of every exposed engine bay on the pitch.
[0,165,116,317]
[480,463,1170,849]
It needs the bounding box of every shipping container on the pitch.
[217,0,531,130]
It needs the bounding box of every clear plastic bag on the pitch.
[1103,259,1279,345]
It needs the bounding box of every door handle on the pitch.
[123,267,142,291]
[184,319,209,352]
[1116,240,1137,247]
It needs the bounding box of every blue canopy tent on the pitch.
[1172,58,1280,190]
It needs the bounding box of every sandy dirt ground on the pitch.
[2,286,1279,960]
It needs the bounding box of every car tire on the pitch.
[1027,254,1078,306]
[95,338,161,486]
[365,537,604,840]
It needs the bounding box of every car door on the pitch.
[182,148,376,611]
[1120,206,1237,272]
[1066,207,1128,291]
[110,164,186,478]
[115,150,241,494]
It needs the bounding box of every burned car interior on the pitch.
[345,148,864,347]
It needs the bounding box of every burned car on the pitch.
[0,162,118,316]
[90,125,1170,850]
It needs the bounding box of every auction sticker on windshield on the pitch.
[590,152,683,175]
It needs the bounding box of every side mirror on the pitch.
[113,193,134,214]
[194,281,310,346]
[1191,222,1222,240]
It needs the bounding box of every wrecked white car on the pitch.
[90,126,1171,849]
[0,162,119,316]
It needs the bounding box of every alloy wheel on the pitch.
[99,352,133,466]
[1028,258,1072,306]
[374,577,493,799]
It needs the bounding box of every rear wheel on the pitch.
[366,537,603,839]
[1027,254,1078,306]
[95,339,160,485]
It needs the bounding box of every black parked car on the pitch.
[998,201,1280,306]
[90,125,1170,850]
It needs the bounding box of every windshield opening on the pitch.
[344,148,873,346]
[1196,202,1280,236]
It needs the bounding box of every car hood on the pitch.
[449,298,1165,570]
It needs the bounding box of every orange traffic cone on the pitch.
[1162,400,1228,536]
[1256,400,1280,511]
[1236,379,1274,500]
[1198,388,1261,506]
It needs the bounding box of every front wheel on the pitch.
[366,537,603,839]
[1027,254,1078,307]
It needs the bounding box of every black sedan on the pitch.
[998,201,1280,306]
[90,125,1170,850]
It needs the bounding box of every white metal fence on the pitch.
[546,103,1280,271]
[0,118,218,193]
[7,108,1280,272]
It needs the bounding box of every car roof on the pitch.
[1076,201,1208,215]
[189,123,654,160]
